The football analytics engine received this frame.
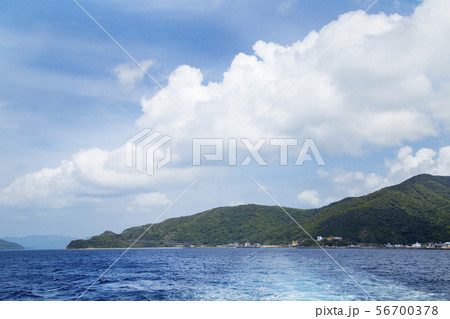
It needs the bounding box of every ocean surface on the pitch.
[0,248,448,301]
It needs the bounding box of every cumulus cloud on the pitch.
[2,0,450,209]
[131,192,171,207]
[0,146,200,209]
[322,170,390,198]
[319,145,450,199]
[113,59,154,87]
[135,0,449,155]
[388,145,450,181]
[297,190,321,207]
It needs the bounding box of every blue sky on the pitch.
[1,0,449,238]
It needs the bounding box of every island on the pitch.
[67,174,450,249]
[0,239,25,250]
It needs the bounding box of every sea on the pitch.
[0,248,448,301]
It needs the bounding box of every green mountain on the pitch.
[67,174,450,249]
[0,238,25,250]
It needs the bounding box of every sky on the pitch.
[1,0,449,238]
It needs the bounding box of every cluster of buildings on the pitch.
[386,242,450,249]
[198,239,450,249]
[216,241,262,248]
[316,236,342,241]
[288,236,343,247]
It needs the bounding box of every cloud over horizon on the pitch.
[1,0,450,216]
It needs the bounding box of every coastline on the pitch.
[64,246,450,251]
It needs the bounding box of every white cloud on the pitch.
[316,169,330,178]
[329,171,389,197]
[387,145,450,181]
[131,192,171,207]
[297,190,321,207]
[2,0,450,210]
[0,146,200,209]
[135,0,449,155]
[113,59,154,87]
[319,144,450,199]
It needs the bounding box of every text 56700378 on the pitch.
[375,306,438,316]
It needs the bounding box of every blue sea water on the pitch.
[0,248,448,301]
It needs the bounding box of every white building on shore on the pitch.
[411,242,422,248]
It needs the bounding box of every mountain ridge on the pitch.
[0,238,25,250]
[3,235,77,250]
[67,174,450,249]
